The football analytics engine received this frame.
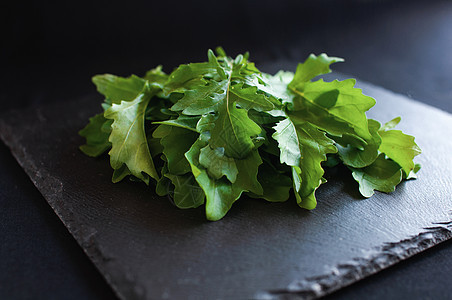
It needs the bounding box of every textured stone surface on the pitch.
[0,78,451,299]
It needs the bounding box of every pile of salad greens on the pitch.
[79,48,421,221]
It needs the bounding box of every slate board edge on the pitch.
[0,92,451,300]
[0,118,133,300]
[257,219,452,299]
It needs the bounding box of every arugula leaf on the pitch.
[168,50,279,159]
[185,139,262,221]
[196,113,217,133]
[147,136,164,158]
[80,49,422,220]
[92,74,145,106]
[272,118,337,209]
[289,79,375,140]
[143,66,168,88]
[209,104,262,159]
[378,121,421,177]
[335,119,381,168]
[153,115,200,132]
[289,53,344,89]
[144,98,174,121]
[199,145,238,182]
[406,163,422,180]
[163,53,218,95]
[79,113,112,157]
[104,83,160,183]
[350,154,403,197]
[249,161,292,202]
[152,125,198,175]
[155,162,171,196]
[165,173,205,209]
[169,51,285,156]
[380,116,401,131]
[248,109,284,126]
[112,164,132,183]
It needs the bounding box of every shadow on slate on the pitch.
[0,71,451,299]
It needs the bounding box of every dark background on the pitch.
[1,0,452,299]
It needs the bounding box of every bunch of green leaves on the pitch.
[79,48,421,221]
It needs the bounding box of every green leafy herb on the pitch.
[79,48,421,221]
[78,113,112,157]
[104,83,160,184]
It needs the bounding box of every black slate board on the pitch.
[0,78,451,300]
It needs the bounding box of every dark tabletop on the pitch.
[1,0,452,299]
